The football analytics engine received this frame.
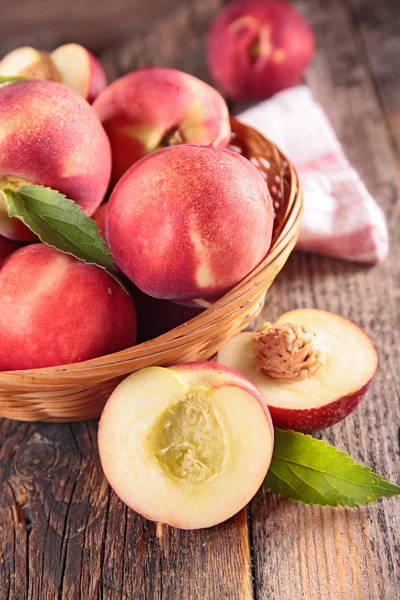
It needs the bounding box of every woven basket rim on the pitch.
[0,117,303,386]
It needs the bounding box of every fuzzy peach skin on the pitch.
[93,67,231,182]
[106,144,274,302]
[0,79,111,241]
[98,362,274,529]
[0,244,137,371]
[0,234,21,262]
[51,43,107,103]
[207,0,315,100]
[217,309,378,432]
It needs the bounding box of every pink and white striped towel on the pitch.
[239,86,388,263]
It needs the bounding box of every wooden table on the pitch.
[1,0,399,598]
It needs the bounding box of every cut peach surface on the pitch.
[0,44,106,103]
[98,362,274,529]
[217,309,378,431]
[51,44,107,103]
[0,47,60,81]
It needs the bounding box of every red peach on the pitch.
[0,80,111,241]
[207,0,315,100]
[0,244,137,371]
[106,144,274,302]
[93,67,231,182]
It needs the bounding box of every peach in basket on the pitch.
[0,118,302,422]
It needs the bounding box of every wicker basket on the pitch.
[0,117,303,422]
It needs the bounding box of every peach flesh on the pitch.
[0,244,137,371]
[106,144,274,302]
[207,0,315,100]
[98,362,274,529]
[0,79,111,241]
[217,309,378,432]
[0,44,107,103]
[0,47,60,81]
[93,67,231,182]
[51,44,107,103]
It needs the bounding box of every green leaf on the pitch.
[0,75,26,84]
[3,185,115,274]
[265,428,400,507]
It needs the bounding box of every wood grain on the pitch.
[0,0,399,598]
[248,0,400,597]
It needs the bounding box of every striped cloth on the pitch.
[239,86,388,263]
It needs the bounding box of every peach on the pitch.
[0,244,137,371]
[98,362,274,529]
[106,144,274,302]
[0,79,111,241]
[217,309,378,432]
[93,67,231,182]
[51,44,107,103]
[207,0,315,100]
[0,234,21,262]
[0,44,107,103]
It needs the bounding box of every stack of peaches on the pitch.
[0,1,378,530]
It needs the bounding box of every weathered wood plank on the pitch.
[0,0,177,57]
[347,0,400,155]
[246,0,400,598]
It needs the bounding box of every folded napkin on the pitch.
[239,86,388,263]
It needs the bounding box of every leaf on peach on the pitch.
[3,185,116,274]
[265,428,400,507]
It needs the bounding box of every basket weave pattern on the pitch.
[0,118,303,422]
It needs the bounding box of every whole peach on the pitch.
[106,144,274,302]
[0,244,137,371]
[93,67,231,182]
[207,0,315,100]
[0,80,111,240]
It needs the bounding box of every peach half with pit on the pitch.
[0,244,137,371]
[106,143,274,303]
[0,79,111,241]
[0,43,107,103]
[207,0,315,100]
[217,309,378,432]
[98,362,274,529]
[93,67,231,182]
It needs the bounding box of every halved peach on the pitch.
[51,44,107,103]
[98,362,274,529]
[217,309,378,432]
[0,44,107,103]
[0,46,60,81]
